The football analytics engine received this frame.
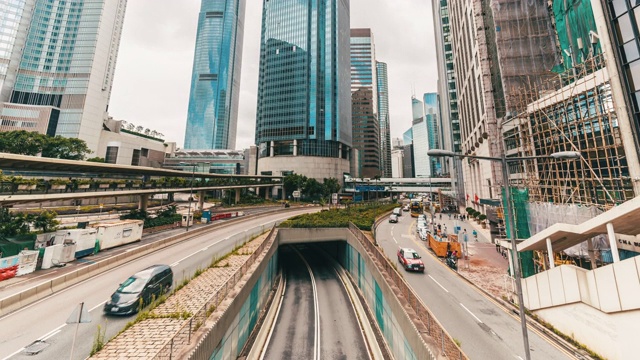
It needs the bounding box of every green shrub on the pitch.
[279,203,396,231]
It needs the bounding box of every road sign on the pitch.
[293,190,301,198]
[331,193,338,205]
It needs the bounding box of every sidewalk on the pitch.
[430,212,511,300]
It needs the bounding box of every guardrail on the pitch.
[348,222,467,359]
[154,226,279,359]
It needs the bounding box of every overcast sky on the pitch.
[109,0,437,149]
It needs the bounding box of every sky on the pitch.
[109,0,437,149]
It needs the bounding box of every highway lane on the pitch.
[0,208,317,360]
[262,245,369,360]
[0,205,286,300]
[377,211,572,360]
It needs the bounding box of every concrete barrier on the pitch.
[0,208,305,316]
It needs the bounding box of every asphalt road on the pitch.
[0,208,316,360]
[376,210,573,360]
[262,245,369,360]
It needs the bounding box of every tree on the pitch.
[303,178,324,199]
[323,177,341,196]
[41,136,90,160]
[31,210,60,233]
[0,130,47,155]
[283,174,307,198]
[0,208,31,237]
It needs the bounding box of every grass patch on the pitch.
[279,203,397,230]
[90,324,107,356]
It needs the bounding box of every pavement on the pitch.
[429,212,512,301]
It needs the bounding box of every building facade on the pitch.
[377,61,392,177]
[350,28,379,178]
[0,0,127,153]
[255,0,352,182]
[99,118,167,167]
[423,92,443,175]
[411,96,431,178]
[391,148,404,178]
[183,0,246,150]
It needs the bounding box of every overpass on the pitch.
[0,152,282,207]
[344,176,456,201]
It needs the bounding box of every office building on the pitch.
[411,96,431,178]
[423,93,443,175]
[0,0,127,153]
[183,0,246,150]
[377,61,392,178]
[391,148,404,178]
[402,127,414,178]
[255,0,351,182]
[350,28,380,178]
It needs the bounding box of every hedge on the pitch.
[279,203,397,231]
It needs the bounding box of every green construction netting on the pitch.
[0,234,36,258]
[502,187,531,240]
[553,0,601,73]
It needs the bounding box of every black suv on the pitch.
[104,264,173,315]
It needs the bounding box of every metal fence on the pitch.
[348,222,468,360]
[153,226,278,359]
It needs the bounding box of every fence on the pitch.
[153,225,278,359]
[348,222,467,359]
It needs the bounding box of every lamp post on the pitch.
[427,149,581,360]
[179,162,197,232]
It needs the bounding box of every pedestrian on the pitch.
[439,214,442,220]
[463,229,468,243]
[472,229,478,241]
[448,213,451,220]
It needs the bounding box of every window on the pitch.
[105,146,118,164]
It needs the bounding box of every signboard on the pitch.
[331,193,338,205]
[99,204,104,209]
[293,190,301,198]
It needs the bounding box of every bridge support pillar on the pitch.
[264,187,271,200]
[198,190,205,210]
[235,189,241,204]
[138,194,149,211]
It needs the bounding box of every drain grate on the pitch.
[24,340,50,355]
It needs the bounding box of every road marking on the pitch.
[294,248,321,360]
[39,324,66,341]
[89,300,107,312]
[514,356,523,360]
[460,303,483,323]
[429,275,449,293]
[2,347,24,360]
[259,276,287,360]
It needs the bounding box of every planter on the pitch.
[481,223,487,229]
[131,184,141,188]
[78,184,90,189]
[51,184,67,190]
[18,184,36,190]
[98,183,110,189]
[117,184,126,188]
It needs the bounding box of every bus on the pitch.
[410,200,423,217]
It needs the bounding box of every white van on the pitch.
[393,207,402,216]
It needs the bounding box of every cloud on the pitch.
[109,0,436,149]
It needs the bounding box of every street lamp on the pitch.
[178,162,197,232]
[427,148,581,360]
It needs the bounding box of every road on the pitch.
[376,210,572,360]
[261,245,369,360]
[0,208,316,360]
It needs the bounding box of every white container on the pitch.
[92,220,144,251]
[55,228,98,258]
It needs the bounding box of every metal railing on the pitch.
[348,222,467,360]
[153,226,278,359]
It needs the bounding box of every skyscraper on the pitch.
[423,93,442,175]
[0,0,127,152]
[377,61,392,178]
[350,28,379,178]
[411,96,431,178]
[255,0,351,182]
[184,0,246,150]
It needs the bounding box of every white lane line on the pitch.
[460,303,483,323]
[89,300,107,312]
[514,356,524,360]
[259,276,287,360]
[39,324,66,341]
[428,275,449,293]
[170,238,229,267]
[392,236,398,244]
[294,249,320,360]
[2,347,24,360]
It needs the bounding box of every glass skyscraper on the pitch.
[377,61,392,178]
[184,0,245,150]
[411,96,431,178]
[255,0,351,181]
[0,0,127,152]
[350,28,379,178]
[423,92,442,175]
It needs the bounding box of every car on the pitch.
[397,248,425,272]
[418,214,426,222]
[389,214,398,223]
[416,220,427,233]
[104,264,173,315]
[393,207,402,216]
[402,205,410,212]
[418,227,429,241]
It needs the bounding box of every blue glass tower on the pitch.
[184,0,246,150]
[255,0,352,181]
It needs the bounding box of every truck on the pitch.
[92,220,144,251]
[54,228,98,259]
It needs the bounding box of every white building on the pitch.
[391,149,404,178]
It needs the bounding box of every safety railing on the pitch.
[348,222,467,360]
[153,226,278,359]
